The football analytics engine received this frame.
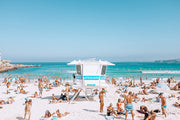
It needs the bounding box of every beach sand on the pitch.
[0,80,180,120]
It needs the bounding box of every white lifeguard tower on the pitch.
[68,59,114,87]
[68,59,114,102]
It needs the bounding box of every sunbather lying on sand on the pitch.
[139,86,148,95]
[174,102,180,108]
[0,97,15,105]
[20,88,27,94]
[138,106,159,120]
[171,82,180,90]
[141,97,152,102]
[49,94,63,104]
[44,83,52,90]
[30,92,38,98]
[44,110,55,118]
[56,109,70,118]
[168,94,175,98]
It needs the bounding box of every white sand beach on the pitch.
[0,79,180,120]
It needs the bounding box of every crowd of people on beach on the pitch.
[103,76,180,120]
[0,74,73,120]
[0,73,180,120]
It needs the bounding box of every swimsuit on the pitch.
[4,101,9,104]
[39,88,43,91]
[144,112,150,120]
[107,109,112,116]
[126,104,133,111]
[162,105,167,109]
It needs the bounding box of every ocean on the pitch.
[1,62,180,81]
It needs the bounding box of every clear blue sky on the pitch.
[0,0,180,62]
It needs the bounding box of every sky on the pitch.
[0,0,180,62]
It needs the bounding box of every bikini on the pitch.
[107,108,112,116]
[162,105,167,109]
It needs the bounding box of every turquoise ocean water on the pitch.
[1,62,180,80]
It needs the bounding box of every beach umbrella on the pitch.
[156,83,170,90]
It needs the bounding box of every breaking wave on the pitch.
[142,70,180,74]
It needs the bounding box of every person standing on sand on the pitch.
[72,74,76,83]
[140,77,142,86]
[38,80,43,97]
[124,91,135,120]
[24,99,32,120]
[60,77,62,84]
[6,82,11,94]
[159,93,167,118]
[65,84,70,103]
[99,88,105,113]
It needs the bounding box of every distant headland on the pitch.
[155,59,180,63]
[0,61,41,73]
[0,52,41,73]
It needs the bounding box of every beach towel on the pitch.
[126,104,133,111]
[51,116,58,120]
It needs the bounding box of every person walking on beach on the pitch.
[140,77,142,86]
[124,91,135,120]
[65,84,70,103]
[38,80,43,97]
[159,93,167,118]
[24,99,32,120]
[72,74,76,83]
[6,82,11,94]
[99,88,105,113]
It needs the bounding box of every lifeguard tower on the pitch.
[68,59,114,102]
